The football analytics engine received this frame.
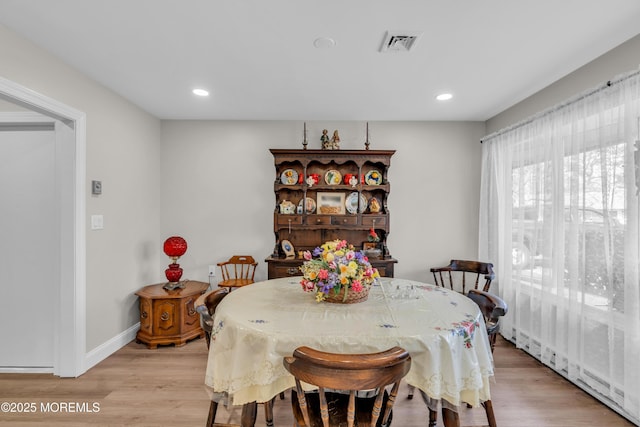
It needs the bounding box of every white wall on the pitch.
[161,120,487,283]
[486,34,640,134]
[0,24,163,352]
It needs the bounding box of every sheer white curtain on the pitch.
[479,70,640,423]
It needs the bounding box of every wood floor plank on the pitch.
[0,336,634,426]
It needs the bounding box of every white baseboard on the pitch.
[0,367,54,374]
[0,324,139,375]
[84,323,139,371]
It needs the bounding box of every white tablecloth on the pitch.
[204,277,494,408]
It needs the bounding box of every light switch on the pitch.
[91,215,104,230]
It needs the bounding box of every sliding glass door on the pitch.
[480,70,640,424]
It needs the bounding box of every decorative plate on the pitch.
[297,197,316,214]
[324,169,342,185]
[345,192,368,214]
[281,239,295,259]
[365,170,382,185]
[280,169,298,185]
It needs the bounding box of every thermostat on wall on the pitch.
[92,180,102,195]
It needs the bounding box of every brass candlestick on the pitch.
[302,122,308,150]
[365,122,371,150]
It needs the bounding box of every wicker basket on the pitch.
[324,286,369,304]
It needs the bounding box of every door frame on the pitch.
[0,76,86,377]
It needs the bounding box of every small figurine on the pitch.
[331,130,340,149]
[369,197,381,213]
[321,129,331,149]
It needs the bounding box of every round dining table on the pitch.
[204,276,494,427]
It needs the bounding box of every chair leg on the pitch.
[419,389,437,427]
[482,400,497,427]
[489,333,497,353]
[264,397,275,427]
[407,384,415,399]
[428,408,438,427]
[206,400,218,427]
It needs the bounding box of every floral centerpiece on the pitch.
[299,239,380,303]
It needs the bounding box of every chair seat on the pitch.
[486,319,500,335]
[218,278,254,288]
[291,390,392,427]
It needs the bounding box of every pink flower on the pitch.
[303,251,312,261]
[318,269,329,280]
[335,240,347,250]
[300,280,316,292]
[351,280,363,292]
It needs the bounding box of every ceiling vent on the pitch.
[380,31,423,53]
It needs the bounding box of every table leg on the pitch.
[441,407,460,427]
[240,401,257,427]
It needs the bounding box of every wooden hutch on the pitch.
[265,149,397,279]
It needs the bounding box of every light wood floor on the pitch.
[0,336,635,426]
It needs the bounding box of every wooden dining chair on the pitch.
[194,287,276,427]
[431,259,495,294]
[418,289,507,427]
[195,288,229,348]
[408,260,495,401]
[467,289,508,354]
[217,255,258,290]
[283,346,411,427]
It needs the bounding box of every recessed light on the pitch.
[436,93,453,101]
[313,37,336,49]
[193,88,209,97]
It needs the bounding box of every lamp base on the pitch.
[163,281,185,291]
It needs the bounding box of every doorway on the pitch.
[0,76,86,377]
[0,120,56,368]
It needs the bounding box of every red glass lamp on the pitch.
[163,236,187,290]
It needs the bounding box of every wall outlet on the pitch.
[208,265,216,277]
